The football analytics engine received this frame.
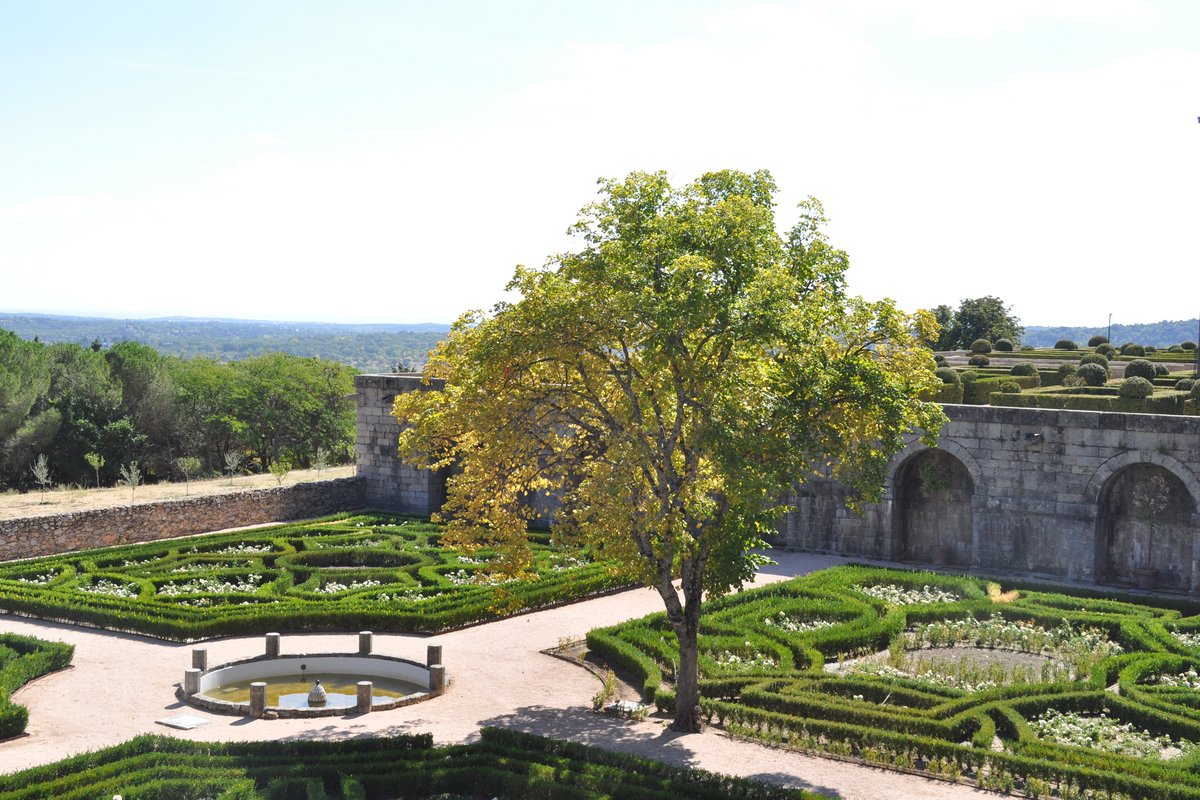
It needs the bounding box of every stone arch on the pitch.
[892,447,976,566]
[1092,459,1198,591]
[887,438,987,497]
[1085,450,1200,510]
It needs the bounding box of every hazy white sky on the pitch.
[2,1,1198,327]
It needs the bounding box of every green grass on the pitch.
[0,512,630,641]
[590,565,1200,799]
[0,633,73,739]
[0,727,819,800]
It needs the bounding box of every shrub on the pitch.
[1087,335,1108,347]
[1080,353,1109,368]
[1145,345,1156,353]
[1119,377,1154,399]
[969,339,992,354]
[1123,358,1156,381]
[933,354,947,366]
[1177,379,1196,392]
[1054,339,1078,350]
[1170,345,1185,353]
[959,369,979,383]
[968,355,990,367]
[999,381,1022,394]
[994,338,1014,352]
[1183,341,1198,351]
[1121,343,1145,356]
[1192,383,1200,401]
[934,367,960,386]
[1096,343,1117,357]
[1056,364,1078,382]
[1009,362,1037,377]
[1019,344,1034,351]
[1077,363,1109,386]
[1154,364,1169,377]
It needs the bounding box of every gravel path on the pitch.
[0,551,999,799]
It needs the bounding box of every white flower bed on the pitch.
[764,612,838,633]
[79,579,139,598]
[170,561,252,573]
[712,645,778,672]
[1172,631,1200,649]
[158,575,263,596]
[16,572,56,585]
[859,584,960,605]
[213,544,274,555]
[1155,668,1200,691]
[903,614,1124,660]
[377,590,435,603]
[314,579,382,594]
[1031,709,1195,760]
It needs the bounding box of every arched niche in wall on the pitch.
[1097,463,1196,591]
[894,449,974,566]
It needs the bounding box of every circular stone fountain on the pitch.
[181,632,447,718]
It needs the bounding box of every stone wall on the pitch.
[354,374,447,514]
[0,477,365,561]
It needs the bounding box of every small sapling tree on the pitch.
[84,452,105,489]
[269,457,291,486]
[30,454,52,503]
[312,447,330,478]
[118,461,141,504]
[224,451,242,486]
[174,456,201,496]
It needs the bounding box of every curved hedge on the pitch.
[591,565,1200,799]
[0,633,73,739]
[0,513,631,641]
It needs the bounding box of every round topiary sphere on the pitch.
[1056,363,1078,382]
[994,338,1014,352]
[969,339,992,354]
[934,367,961,386]
[1121,343,1146,356]
[1080,353,1109,368]
[999,381,1021,394]
[1123,358,1156,381]
[1096,343,1117,357]
[1176,379,1196,392]
[1055,339,1078,350]
[1145,345,1156,354]
[1182,341,1198,351]
[1154,364,1169,377]
[1020,344,1034,351]
[1192,383,1200,401]
[1010,362,1037,377]
[1087,335,1109,347]
[933,354,947,365]
[1119,377,1154,399]
[959,370,979,383]
[1077,363,1109,386]
[1169,345,1185,353]
[968,354,991,367]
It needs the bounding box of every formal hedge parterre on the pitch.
[0,726,822,800]
[0,513,630,641]
[589,565,1200,799]
[0,633,73,739]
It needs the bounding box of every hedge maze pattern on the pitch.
[588,565,1200,800]
[0,513,628,641]
[0,727,819,800]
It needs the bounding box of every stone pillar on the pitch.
[356,681,373,713]
[429,664,447,695]
[426,644,442,668]
[183,668,201,696]
[192,648,207,671]
[249,682,267,717]
[265,632,280,657]
[359,631,373,655]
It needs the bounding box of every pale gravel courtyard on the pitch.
[0,548,1005,800]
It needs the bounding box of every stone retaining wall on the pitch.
[0,477,365,561]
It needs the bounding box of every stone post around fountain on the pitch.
[249,682,267,717]
[356,681,373,713]
[359,631,373,655]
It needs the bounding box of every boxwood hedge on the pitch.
[0,633,73,739]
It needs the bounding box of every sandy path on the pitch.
[0,551,998,800]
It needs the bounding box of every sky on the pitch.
[1,0,1198,327]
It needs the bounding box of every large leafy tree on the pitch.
[935,296,1024,350]
[399,170,945,731]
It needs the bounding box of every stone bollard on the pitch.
[249,682,267,717]
[265,632,280,657]
[192,648,207,671]
[358,631,373,655]
[356,681,373,713]
[184,668,201,696]
[429,664,447,696]
[426,644,442,668]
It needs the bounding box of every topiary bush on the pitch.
[1009,362,1037,377]
[934,367,961,385]
[1121,343,1146,356]
[1019,344,1034,351]
[1119,377,1154,399]
[933,354,947,366]
[1080,353,1109,369]
[969,338,992,354]
[1183,341,1198,351]
[1124,358,1156,381]
[959,369,979,383]
[1145,345,1156,354]
[1192,383,1200,401]
[1056,363,1078,382]
[999,381,1022,394]
[968,354,991,367]
[1176,379,1195,392]
[1054,339,1078,350]
[1087,335,1108,347]
[1077,362,1109,386]
[1096,343,1117,357]
[994,338,1014,352]
[1154,364,1169,377]
[1169,345,1185,353]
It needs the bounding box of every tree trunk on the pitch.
[672,614,703,732]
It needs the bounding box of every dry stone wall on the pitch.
[0,477,364,561]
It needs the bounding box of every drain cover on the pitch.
[156,713,211,730]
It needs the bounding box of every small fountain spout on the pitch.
[307,679,328,706]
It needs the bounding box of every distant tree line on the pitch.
[0,330,357,492]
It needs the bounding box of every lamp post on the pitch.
[1107,313,1111,344]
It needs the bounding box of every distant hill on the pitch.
[0,313,452,373]
[1023,318,1199,349]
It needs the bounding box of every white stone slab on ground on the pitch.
[156,714,211,730]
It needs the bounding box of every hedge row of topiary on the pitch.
[0,633,74,739]
[590,564,1200,799]
[0,727,820,800]
[0,513,631,641]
